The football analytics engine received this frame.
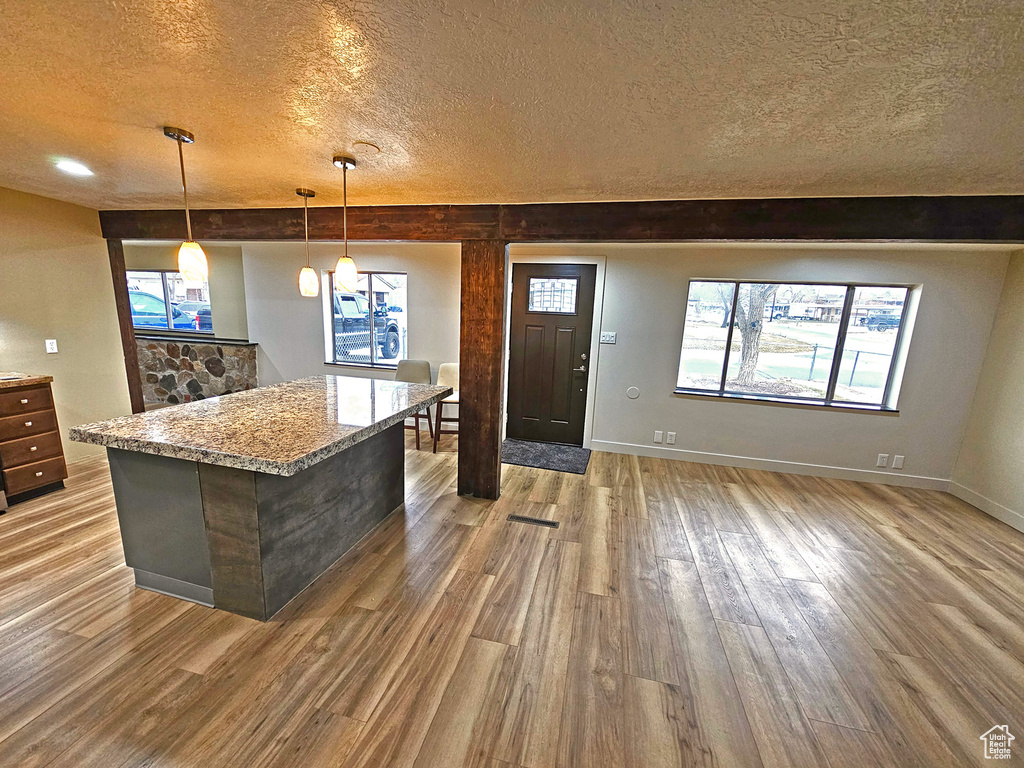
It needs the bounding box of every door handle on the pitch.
[573,365,586,372]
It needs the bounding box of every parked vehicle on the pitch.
[129,292,195,330]
[174,301,210,321]
[865,314,899,331]
[194,307,214,332]
[333,292,401,359]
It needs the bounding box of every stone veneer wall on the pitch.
[137,339,258,405]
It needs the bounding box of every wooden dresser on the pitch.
[0,374,68,509]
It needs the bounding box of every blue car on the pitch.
[129,292,195,330]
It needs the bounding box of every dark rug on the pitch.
[501,438,591,474]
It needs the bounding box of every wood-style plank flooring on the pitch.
[2,438,1024,767]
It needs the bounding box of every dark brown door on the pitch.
[507,264,596,445]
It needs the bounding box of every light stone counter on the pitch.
[0,373,53,390]
[70,375,450,476]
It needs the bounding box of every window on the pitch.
[329,271,408,367]
[676,280,912,408]
[528,277,578,314]
[126,271,212,334]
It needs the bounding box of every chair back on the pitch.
[437,362,459,391]
[395,359,432,384]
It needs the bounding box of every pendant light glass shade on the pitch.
[299,266,319,296]
[332,155,358,294]
[165,127,209,282]
[178,240,209,283]
[296,188,320,297]
[333,256,358,292]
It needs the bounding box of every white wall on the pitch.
[0,187,131,461]
[239,238,1009,489]
[241,241,460,385]
[511,242,1011,487]
[951,250,1024,531]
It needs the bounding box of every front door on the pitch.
[507,264,597,445]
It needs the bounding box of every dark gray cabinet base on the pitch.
[107,422,404,620]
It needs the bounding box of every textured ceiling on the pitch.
[1,0,1022,210]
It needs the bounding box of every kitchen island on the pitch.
[70,375,450,620]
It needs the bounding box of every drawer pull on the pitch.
[24,421,32,427]
[20,398,28,404]
[35,471,43,477]
[30,446,37,451]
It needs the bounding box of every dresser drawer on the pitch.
[0,386,52,417]
[2,456,67,496]
[0,431,63,468]
[0,410,58,441]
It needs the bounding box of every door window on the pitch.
[528,277,578,314]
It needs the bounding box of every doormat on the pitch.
[501,439,591,475]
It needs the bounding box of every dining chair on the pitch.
[395,359,434,450]
[432,362,459,453]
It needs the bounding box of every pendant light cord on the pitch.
[303,193,310,267]
[343,165,348,258]
[177,137,193,242]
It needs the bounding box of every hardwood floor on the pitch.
[1,440,1023,767]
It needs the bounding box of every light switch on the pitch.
[45,339,58,354]
[600,332,617,344]
[892,455,905,470]
[653,430,663,444]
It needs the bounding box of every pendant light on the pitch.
[164,127,209,283]
[296,188,320,297]
[332,154,358,293]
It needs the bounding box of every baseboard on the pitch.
[948,482,1024,534]
[590,439,950,490]
[133,569,214,607]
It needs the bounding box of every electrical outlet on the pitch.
[877,453,889,468]
[666,431,676,445]
[892,455,905,470]
[45,339,58,354]
[600,332,617,344]
[653,430,663,444]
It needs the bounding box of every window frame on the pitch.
[675,279,913,411]
[327,270,408,370]
[127,269,214,336]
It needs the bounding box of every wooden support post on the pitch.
[458,240,507,499]
[107,239,145,414]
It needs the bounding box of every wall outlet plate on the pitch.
[600,332,617,344]
[892,455,905,470]
[653,430,663,444]
[666,431,676,445]
[45,339,58,354]
[877,453,889,468]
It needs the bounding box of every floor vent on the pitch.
[507,514,560,529]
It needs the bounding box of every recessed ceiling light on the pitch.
[55,159,94,177]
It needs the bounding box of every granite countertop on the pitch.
[0,373,54,390]
[69,375,451,476]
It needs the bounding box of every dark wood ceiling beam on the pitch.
[100,195,1024,243]
[99,204,502,241]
